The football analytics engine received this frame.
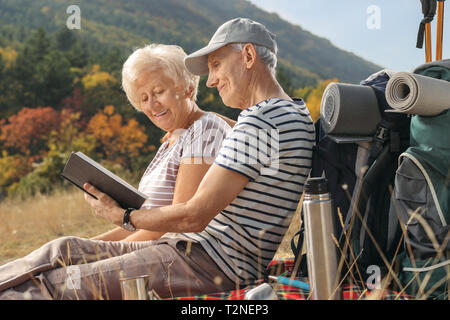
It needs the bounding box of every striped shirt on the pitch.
[138,112,231,209]
[168,98,315,283]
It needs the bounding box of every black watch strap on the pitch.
[123,208,136,231]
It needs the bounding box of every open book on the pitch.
[61,151,147,209]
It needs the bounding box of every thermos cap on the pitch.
[304,177,329,195]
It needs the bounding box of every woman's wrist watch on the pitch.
[122,208,136,232]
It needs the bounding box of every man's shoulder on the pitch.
[237,98,312,129]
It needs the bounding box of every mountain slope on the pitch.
[0,0,381,87]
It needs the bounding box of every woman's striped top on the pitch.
[138,112,231,209]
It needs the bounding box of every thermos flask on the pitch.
[303,177,341,300]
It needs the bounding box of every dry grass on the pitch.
[274,198,302,259]
[0,188,299,266]
[0,188,112,265]
[1,188,448,300]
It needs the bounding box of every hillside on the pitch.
[0,0,381,87]
[0,0,383,201]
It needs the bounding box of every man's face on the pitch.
[206,45,247,109]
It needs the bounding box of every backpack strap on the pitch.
[339,143,371,243]
[290,229,303,260]
[344,145,391,266]
[367,117,410,168]
[367,119,391,167]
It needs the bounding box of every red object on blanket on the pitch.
[175,283,411,300]
[174,258,413,300]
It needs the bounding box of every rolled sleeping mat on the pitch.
[320,82,382,141]
[385,72,450,116]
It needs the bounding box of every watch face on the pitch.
[122,223,136,232]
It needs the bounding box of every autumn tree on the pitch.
[0,106,61,159]
[294,78,338,122]
[86,105,151,171]
[0,46,17,68]
[11,109,98,198]
[80,64,127,119]
[0,150,30,199]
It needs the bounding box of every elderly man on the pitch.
[0,18,315,299]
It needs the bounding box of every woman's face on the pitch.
[135,69,191,133]
[206,45,247,109]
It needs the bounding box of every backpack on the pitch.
[392,59,450,299]
[291,69,411,287]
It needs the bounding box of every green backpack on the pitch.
[391,59,450,299]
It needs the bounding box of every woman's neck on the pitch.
[167,101,205,146]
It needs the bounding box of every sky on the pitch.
[248,0,450,72]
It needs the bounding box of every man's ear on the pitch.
[242,43,257,69]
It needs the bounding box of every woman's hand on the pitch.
[83,183,124,226]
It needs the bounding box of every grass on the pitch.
[0,189,112,265]
[1,188,447,300]
[0,188,300,266]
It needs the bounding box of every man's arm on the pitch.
[122,157,215,241]
[84,163,249,233]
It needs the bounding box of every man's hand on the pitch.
[83,183,123,226]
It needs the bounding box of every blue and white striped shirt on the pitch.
[167,98,315,283]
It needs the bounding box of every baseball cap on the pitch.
[184,17,277,75]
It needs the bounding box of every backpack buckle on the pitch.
[374,126,390,143]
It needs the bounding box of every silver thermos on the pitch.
[303,177,341,300]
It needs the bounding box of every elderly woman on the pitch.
[91,43,231,242]
[0,44,231,299]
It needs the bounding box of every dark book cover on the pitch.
[61,151,147,209]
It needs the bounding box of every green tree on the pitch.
[55,28,76,52]
[0,56,14,117]
[34,50,74,108]
[55,27,89,68]
[277,66,295,97]
[11,28,75,109]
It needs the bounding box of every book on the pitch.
[61,151,147,209]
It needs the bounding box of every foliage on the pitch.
[0,46,17,68]
[295,78,338,122]
[0,106,61,157]
[0,0,380,88]
[86,105,153,173]
[81,64,117,91]
[10,28,75,109]
[0,151,30,199]
[0,15,347,200]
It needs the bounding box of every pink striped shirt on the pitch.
[138,112,231,209]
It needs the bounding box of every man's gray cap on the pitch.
[184,17,277,76]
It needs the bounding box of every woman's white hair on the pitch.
[122,44,200,111]
[231,43,278,77]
